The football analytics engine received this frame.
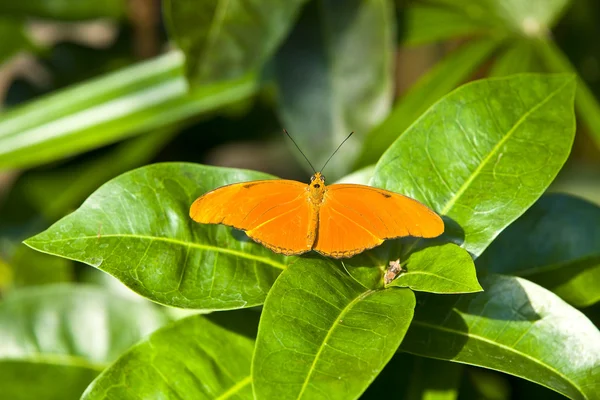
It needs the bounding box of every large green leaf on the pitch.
[164,0,308,84]
[25,163,285,310]
[0,284,169,400]
[356,37,502,168]
[275,0,394,179]
[253,258,415,400]
[372,74,576,256]
[0,51,258,170]
[478,193,600,307]
[401,274,600,400]
[82,312,256,399]
[0,0,125,20]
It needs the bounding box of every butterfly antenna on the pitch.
[284,129,317,174]
[320,131,354,172]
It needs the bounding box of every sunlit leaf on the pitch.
[82,312,256,399]
[372,74,576,256]
[478,193,600,307]
[25,163,285,310]
[0,284,169,400]
[401,274,600,400]
[0,52,258,170]
[253,257,415,400]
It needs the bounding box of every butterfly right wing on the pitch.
[190,180,316,255]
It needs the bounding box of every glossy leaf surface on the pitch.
[357,37,502,167]
[275,0,394,179]
[342,242,481,294]
[0,52,257,170]
[82,313,256,399]
[253,258,415,400]
[478,193,600,307]
[25,163,285,310]
[401,274,600,400]
[165,0,307,84]
[372,74,576,256]
[0,284,169,400]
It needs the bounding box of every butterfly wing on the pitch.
[314,184,444,258]
[190,180,316,255]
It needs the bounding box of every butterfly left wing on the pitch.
[314,184,444,258]
[190,180,316,255]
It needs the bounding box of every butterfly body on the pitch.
[190,172,444,258]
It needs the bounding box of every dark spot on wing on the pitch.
[242,183,258,189]
[381,192,392,198]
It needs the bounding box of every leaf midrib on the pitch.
[25,233,286,270]
[411,320,584,399]
[296,289,375,399]
[440,77,573,215]
[396,270,481,292]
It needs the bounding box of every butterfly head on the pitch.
[310,172,326,188]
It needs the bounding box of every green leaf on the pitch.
[0,18,35,65]
[275,0,394,179]
[82,312,256,399]
[0,284,169,400]
[389,244,481,293]
[535,38,600,149]
[401,4,491,45]
[419,0,570,36]
[23,128,178,221]
[405,358,463,400]
[489,40,543,77]
[401,274,600,400]
[372,74,576,256]
[356,37,502,168]
[24,163,285,310]
[342,242,481,294]
[478,193,600,307]
[0,0,126,20]
[164,0,308,85]
[7,245,73,288]
[253,257,415,400]
[0,52,258,170]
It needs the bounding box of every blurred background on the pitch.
[0,0,598,399]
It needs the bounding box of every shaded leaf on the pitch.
[535,38,600,149]
[275,0,394,179]
[164,0,308,84]
[253,257,415,400]
[478,193,600,307]
[357,37,502,167]
[0,18,35,66]
[0,0,126,20]
[372,74,576,256]
[401,274,600,400]
[405,358,463,400]
[25,163,285,310]
[0,52,258,170]
[489,40,542,77]
[82,313,255,400]
[400,4,490,45]
[0,284,169,400]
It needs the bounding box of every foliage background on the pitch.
[0,0,599,399]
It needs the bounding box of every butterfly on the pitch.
[189,131,444,258]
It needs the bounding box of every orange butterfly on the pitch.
[190,132,444,258]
